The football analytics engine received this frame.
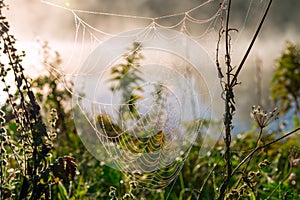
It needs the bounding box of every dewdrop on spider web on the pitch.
[38,0,279,192]
[72,27,219,189]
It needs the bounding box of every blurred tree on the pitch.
[108,42,144,120]
[270,42,300,120]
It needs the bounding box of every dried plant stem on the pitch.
[217,1,273,199]
[230,0,273,87]
[234,127,263,189]
[231,126,300,177]
[217,0,233,199]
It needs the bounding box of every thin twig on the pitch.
[215,2,224,79]
[234,127,263,189]
[217,0,233,199]
[266,167,292,200]
[230,0,273,87]
[231,126,300,177]
[196,157,222,199]
[217,1,273,199]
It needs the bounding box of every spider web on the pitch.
[40,0,271,191]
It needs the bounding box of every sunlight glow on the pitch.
[65,1,70,7]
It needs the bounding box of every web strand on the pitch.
[40,0,271,191]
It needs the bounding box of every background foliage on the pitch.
[1,0,299,199]
[270,42,300,126]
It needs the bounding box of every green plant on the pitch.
[109,42,144,120]
[270,42,300,126]
[196,0,300,199]
[0,1,77,199]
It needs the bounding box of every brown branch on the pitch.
[217,0,233,199]
[230,0,273,87]
[217,1,273,199]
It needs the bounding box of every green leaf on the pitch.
[8,122,18,132]
[270,42,300,116]
[58,181,69,200]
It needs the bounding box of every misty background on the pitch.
[4,0,300,132]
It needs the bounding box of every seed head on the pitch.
[289,146,300,168]
[250,105,278,128]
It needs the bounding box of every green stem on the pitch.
[231,127,300,177]
[266,168,292,200]
[179,172,185,192]
[197,157,222,199]
[234,127,263,189]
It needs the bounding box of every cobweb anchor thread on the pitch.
[40,0,271,191]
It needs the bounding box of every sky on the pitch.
[2,0,300,130]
